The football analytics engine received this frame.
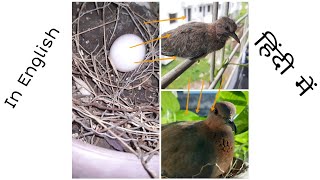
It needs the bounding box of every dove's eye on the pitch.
[214,108,218,115]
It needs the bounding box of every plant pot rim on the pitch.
[72,138,159,178]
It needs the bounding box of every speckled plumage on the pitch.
[161,17,240,60]
[161,101,237,178]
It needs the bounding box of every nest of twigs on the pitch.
[220,158,249,178]
[71,2,159,172]
[161,158,248,178]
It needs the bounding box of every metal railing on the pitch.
[208,28,249,89]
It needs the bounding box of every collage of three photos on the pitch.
[72,1,249,178]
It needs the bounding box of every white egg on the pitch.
[109,34,146,72]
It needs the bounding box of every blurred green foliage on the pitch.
[161,91,249,161]
[239,2,248,18]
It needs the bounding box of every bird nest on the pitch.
[71,1,159,167]
[161,158,248,178]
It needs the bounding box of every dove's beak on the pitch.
[230,32,240,43]
[227,119,237,134]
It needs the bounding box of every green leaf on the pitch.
[161,91,180,113]
[175,110,206,121]
[234,105,248,134]
[161,109,176,124]
[234,131,249,161]
[235,131,248,144]
[218,91,248,116]
[243,91,249,102]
